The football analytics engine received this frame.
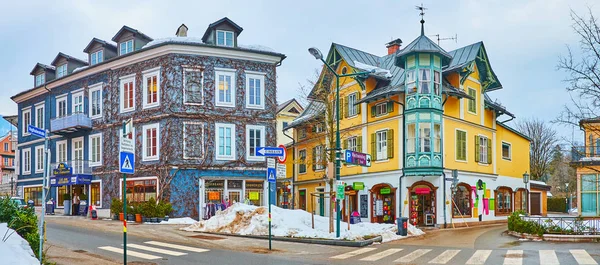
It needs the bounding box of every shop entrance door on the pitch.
[299,190,307,210]
[228,190,241,204]
[531,193,541,215]
[409,182,437,227]
[316,188,325,216]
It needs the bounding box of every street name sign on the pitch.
[344,150,372,167]
[256,147,285,157]
[28,125,46,138]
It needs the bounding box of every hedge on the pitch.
[547,197,567,213]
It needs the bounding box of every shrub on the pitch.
[547,197,567,213]
[507,211,546,236]
[62,193,71,201]
[110,198,122,215]
[157,200,173,216]
[0,197,43,261]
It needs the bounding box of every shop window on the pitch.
[57,186,67,207]
[124,178,158,202]
[245,181,264,206]
[299,189,307,211]
[514,188,527,212]
[452,184,471,217]
[90,182,101,207]
[371,184,395,224]
[581,174,599,216]
[495,187,513,215]
[24,186,42,206]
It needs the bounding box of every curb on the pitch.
[507,230,600,242]
[191,231,382,247]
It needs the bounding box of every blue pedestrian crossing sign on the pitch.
[119,152,135,174]
[267,168,276,183]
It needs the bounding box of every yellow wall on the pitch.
[496,124,530,178]
[443,117,494,174]
[295,182,327,214]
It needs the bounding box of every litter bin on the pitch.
[45,201,55,215]
[397,217,408,236]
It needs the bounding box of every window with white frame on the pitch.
[215,69,236,107]
[419,69,430,94]
[314,145,324,170]
[183,122,204,159]
[407,124,416,153]
[246,125,265,161]
[299,149,307,173]
[56,140,67,163]
[348,137,358,152]
[35,104,44,129]
[433,70,441,96]
[120,40,133,55]
[216,123,235,160]
[406,70,416,94]
[56,96,67,118]
[3,157,8,166]
[502,142,511,160]
[143,68,160,108]
[375,102,387,116]
[22,148,31,174]
[35,145,44,173]
[246,73,265,109]
[72,91,84,113]
[90,50,103,65]
[376,130,388,160]
[35,74,45,86]
[56,64,67,78]
[89,133,102,166]
[348,93,358,117]
[142,123,160,161]
[216,30,234,47]
[314,123,324,133]
[22,108,31,135]
[183,68,203,105]
[479,136,489,163]
[420,123,431,152]
[72,137,84,173]
[120,76,135,113]
[89,84,102,119]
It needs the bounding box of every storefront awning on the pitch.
[50,175,93,187]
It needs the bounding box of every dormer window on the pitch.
[120,40,134,55]
[217,30,234,47]
[35,74,45,86]
[56,64,67,78]
[90,50,103,65]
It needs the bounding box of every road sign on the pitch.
[344,150,372,167]
[256,147,285,157]
[277,144,287,164]
[27,125,46,138]
[276,163,286,179]
[119,152,135,174]
[267,158,276,183]
[336,182,345,200]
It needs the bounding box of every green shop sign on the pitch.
[380,188,391,195]
[352,182,365,191]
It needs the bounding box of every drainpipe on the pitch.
[442,171,447,228]
[283,128,295,209]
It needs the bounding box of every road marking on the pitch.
[98,246,162,260]
[394,249,431,263]
[466,250,492,264]
[144,241,210,253]
[503,250,523,265]
[571,249,598,265]
[539,250,560,265]
[128,244,187,256]
[330,248,376,259]
[359,248,402,261]
[429,249,461,264]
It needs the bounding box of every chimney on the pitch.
[176,24,188,37]
[386,38,403,55]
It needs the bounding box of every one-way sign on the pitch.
[256,147,285,157]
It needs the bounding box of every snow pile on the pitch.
[238,44,276,53]
[0,223,38,265]
[143,37,205,48]
[147,217,197,225]
[183,203,423,242]
[353,61,393,78]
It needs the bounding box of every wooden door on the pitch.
[530,193,541,215]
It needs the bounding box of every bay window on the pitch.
[419,123,431,152]
[419,69,430,94]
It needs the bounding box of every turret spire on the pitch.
[416,4,427,36]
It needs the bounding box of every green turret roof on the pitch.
[395,21,452,68]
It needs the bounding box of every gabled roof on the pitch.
[445,42,502,92]
[285,100,325,130]
[202,17,244,43]
[83,38,118,53]
[277,98,303,113]
[111,25,153,42]
[29,63,55,75]
[175,24,188,35]
[2,115,17,127]
[51,52,89,66]
[396,34,452,67]
[484,93,514,118]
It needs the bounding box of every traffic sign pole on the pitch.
[268,181,272,250]
[266,157,276,250]
[122,121,127,265]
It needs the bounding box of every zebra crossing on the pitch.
[329,247,600,264]
[98,240,210,260]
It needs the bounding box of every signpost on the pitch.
[120,119,134,264]
[28,124,48,265]
[277,144,287,164]
[344,150,372,167]
[266,157,276,250]
[256,146,285,157]
[276,164,286,179]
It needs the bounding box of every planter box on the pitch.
[63,200,71,216]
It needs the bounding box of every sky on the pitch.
[0,0,597,143]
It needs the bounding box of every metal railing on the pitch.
[51,160,93,176]
[50,112,92,133]
[523,216,600,235]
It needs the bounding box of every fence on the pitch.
[523,216,600,235]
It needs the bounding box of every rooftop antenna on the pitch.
[429,33,458,46]
[416,4,427,35]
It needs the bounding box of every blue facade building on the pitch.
[12,18,285,218]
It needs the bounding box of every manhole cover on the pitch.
[189,234,226,240]
[73,250,87,253]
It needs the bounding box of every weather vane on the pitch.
[416,4,427,35]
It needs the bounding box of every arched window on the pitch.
[495,187,513,215]
[514,188,527,212]
[452,183,472,217]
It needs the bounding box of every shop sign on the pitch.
[205,180,224,189]
[208,191,221,200]
[380,187,391,195]
[53,163,72,176]
[227,180,243,189]
[352,182,365,191]
[246,182,264,189]
[249,192,259,200]
[415,187,430,194]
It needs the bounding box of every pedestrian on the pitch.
[72,192,80,216]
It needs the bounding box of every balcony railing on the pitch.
[571,146,600,162]
[51,160,93,176]
[50,112,92,134]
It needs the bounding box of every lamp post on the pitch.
[10,176,14,197]
[523,172,529,215]
[565,182,570,212]
[308,47,375,238]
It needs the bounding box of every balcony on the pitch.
[50,113,92,134]
[51,160,93,176]
[571,146,600,166]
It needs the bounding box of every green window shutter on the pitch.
[312,147,316,171]
[357,136,363,152]
[322,146,327,165]
[339,97,344,119]
[456,132,462,160]
[387,101,394,113]
[344,96,349,118]
[371,105,376,117]
[474,136,480,163]
[461,132,467,160]
[487,138,492,164]
[357,94,361,114]
[371,133,376,160]
[343,138,348,150]
[387,129,394,159]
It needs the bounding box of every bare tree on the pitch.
[517,118,558,181]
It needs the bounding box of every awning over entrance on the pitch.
[50,175,92,187]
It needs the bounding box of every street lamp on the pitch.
[565,182,570,212]
[10,176,14,197]
[523,172,529,215]
[308,47,375,238]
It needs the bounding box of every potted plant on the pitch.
[111,198,123,221]
[158,200,173,222]
[148,198,158,223]
[134,204,142,223]
[127,204,135,221]
[63,193,71,216]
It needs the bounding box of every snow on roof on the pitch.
[142,37,205,49]
[238,44,275,53]
[72,66,89,73]
[353,60,392,78]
